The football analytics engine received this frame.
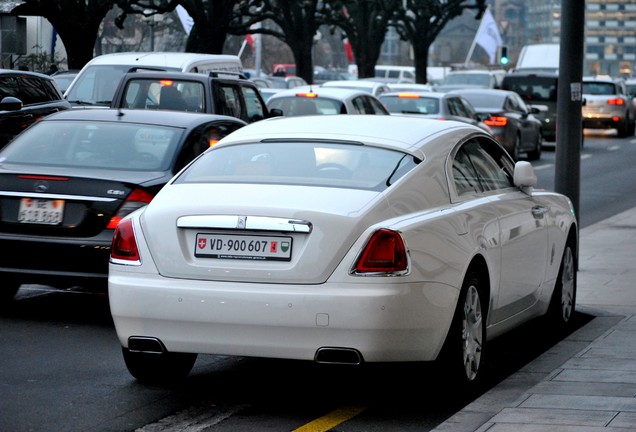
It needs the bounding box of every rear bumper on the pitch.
[582,117,625,130]
[582,109,628,130]
[108,271,459,363]
[0,232,112,288]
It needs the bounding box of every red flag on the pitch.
[343,37,354,63]
[245,34,255,52]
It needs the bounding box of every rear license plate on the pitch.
[195,233,292,261]
[18,198,65,225]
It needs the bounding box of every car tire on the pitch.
[438,270,487,391]
[618,114,632,138]
[0,279,21,304]
[122,347,198,384]
[546,239,577,329]
[526,133,542,161]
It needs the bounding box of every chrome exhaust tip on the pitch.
[314,347,363,365]
[128,336,166,354]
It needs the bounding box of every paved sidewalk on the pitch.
[433,206,636,432]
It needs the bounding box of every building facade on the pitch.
[494,0,636,77]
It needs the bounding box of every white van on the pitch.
[515,44,560,74]
[64,52,243,108]
[374,65,415,83]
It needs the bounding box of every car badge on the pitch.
[237,216,247,229]
[34,181,48,193]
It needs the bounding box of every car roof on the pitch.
[322,80,386,88]
[448,88,515,97]
[267,86,378,100]
[215,114,483,158]
[40,108,246,128]
[582,75,622,82]
[446,69,497,75]
[379,91,448,99]
[387,83,433,91]
[83,52,241,67]
[116,70,247,82]
[505,71,558,78]
[0,68,56,80]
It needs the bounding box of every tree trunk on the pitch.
[287,35,315,84]
[186,25,226,53]
[412,38,431,84]
[55,23,100,69]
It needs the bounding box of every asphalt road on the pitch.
[1,132,633,432]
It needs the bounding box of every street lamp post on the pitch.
[143,11,163,51]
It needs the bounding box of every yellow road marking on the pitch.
[292,406,367,432]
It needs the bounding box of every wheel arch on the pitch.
[465,253,491,319]
[566,223,579,271]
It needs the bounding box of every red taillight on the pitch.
[111,218,140,262]
[354,229,408,273]
[607,98,625,106]
[484,116,508,127]
[106,189,154,229]
[18,175,69,181]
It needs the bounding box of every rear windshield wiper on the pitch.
[67,100,111,106]
[67,100,96,105]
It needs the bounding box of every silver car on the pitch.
[582,76,636,137]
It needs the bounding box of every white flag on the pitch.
[176,5,194,35]
[474,9,503,64]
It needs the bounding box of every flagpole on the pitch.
[465,9,488,66]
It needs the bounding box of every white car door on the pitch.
[452,138,548,323]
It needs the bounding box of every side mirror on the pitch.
[513,161,537,195]
[0,96,23,111]
[475,112,491,122]
[268,108,284,118]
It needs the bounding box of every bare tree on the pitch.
[236,0,321,84]
[392,0,487,83]
[11,0,118,69]
[115,0,243,54]
[320,0,400,79]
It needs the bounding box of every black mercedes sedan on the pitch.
[0,108,246,302]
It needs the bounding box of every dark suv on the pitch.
[501,72,558,142]
[0,69,71,149]
[110,70,280,123]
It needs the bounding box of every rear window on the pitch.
[380,95,440,114]
[0,74,62,104]
[175,141,417,191]
[122,79,205,112]
[461,93,506,109]
[1,120,182,171]
[502,75,558,102]
[582,81,619,95]
[268,96,345,115]
[443,73,491,87]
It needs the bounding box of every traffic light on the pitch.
[499,46,509,65]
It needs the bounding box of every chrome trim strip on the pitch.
[0,191,117,202]
[177,215,312,233]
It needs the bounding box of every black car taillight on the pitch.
[107,189,154,229]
